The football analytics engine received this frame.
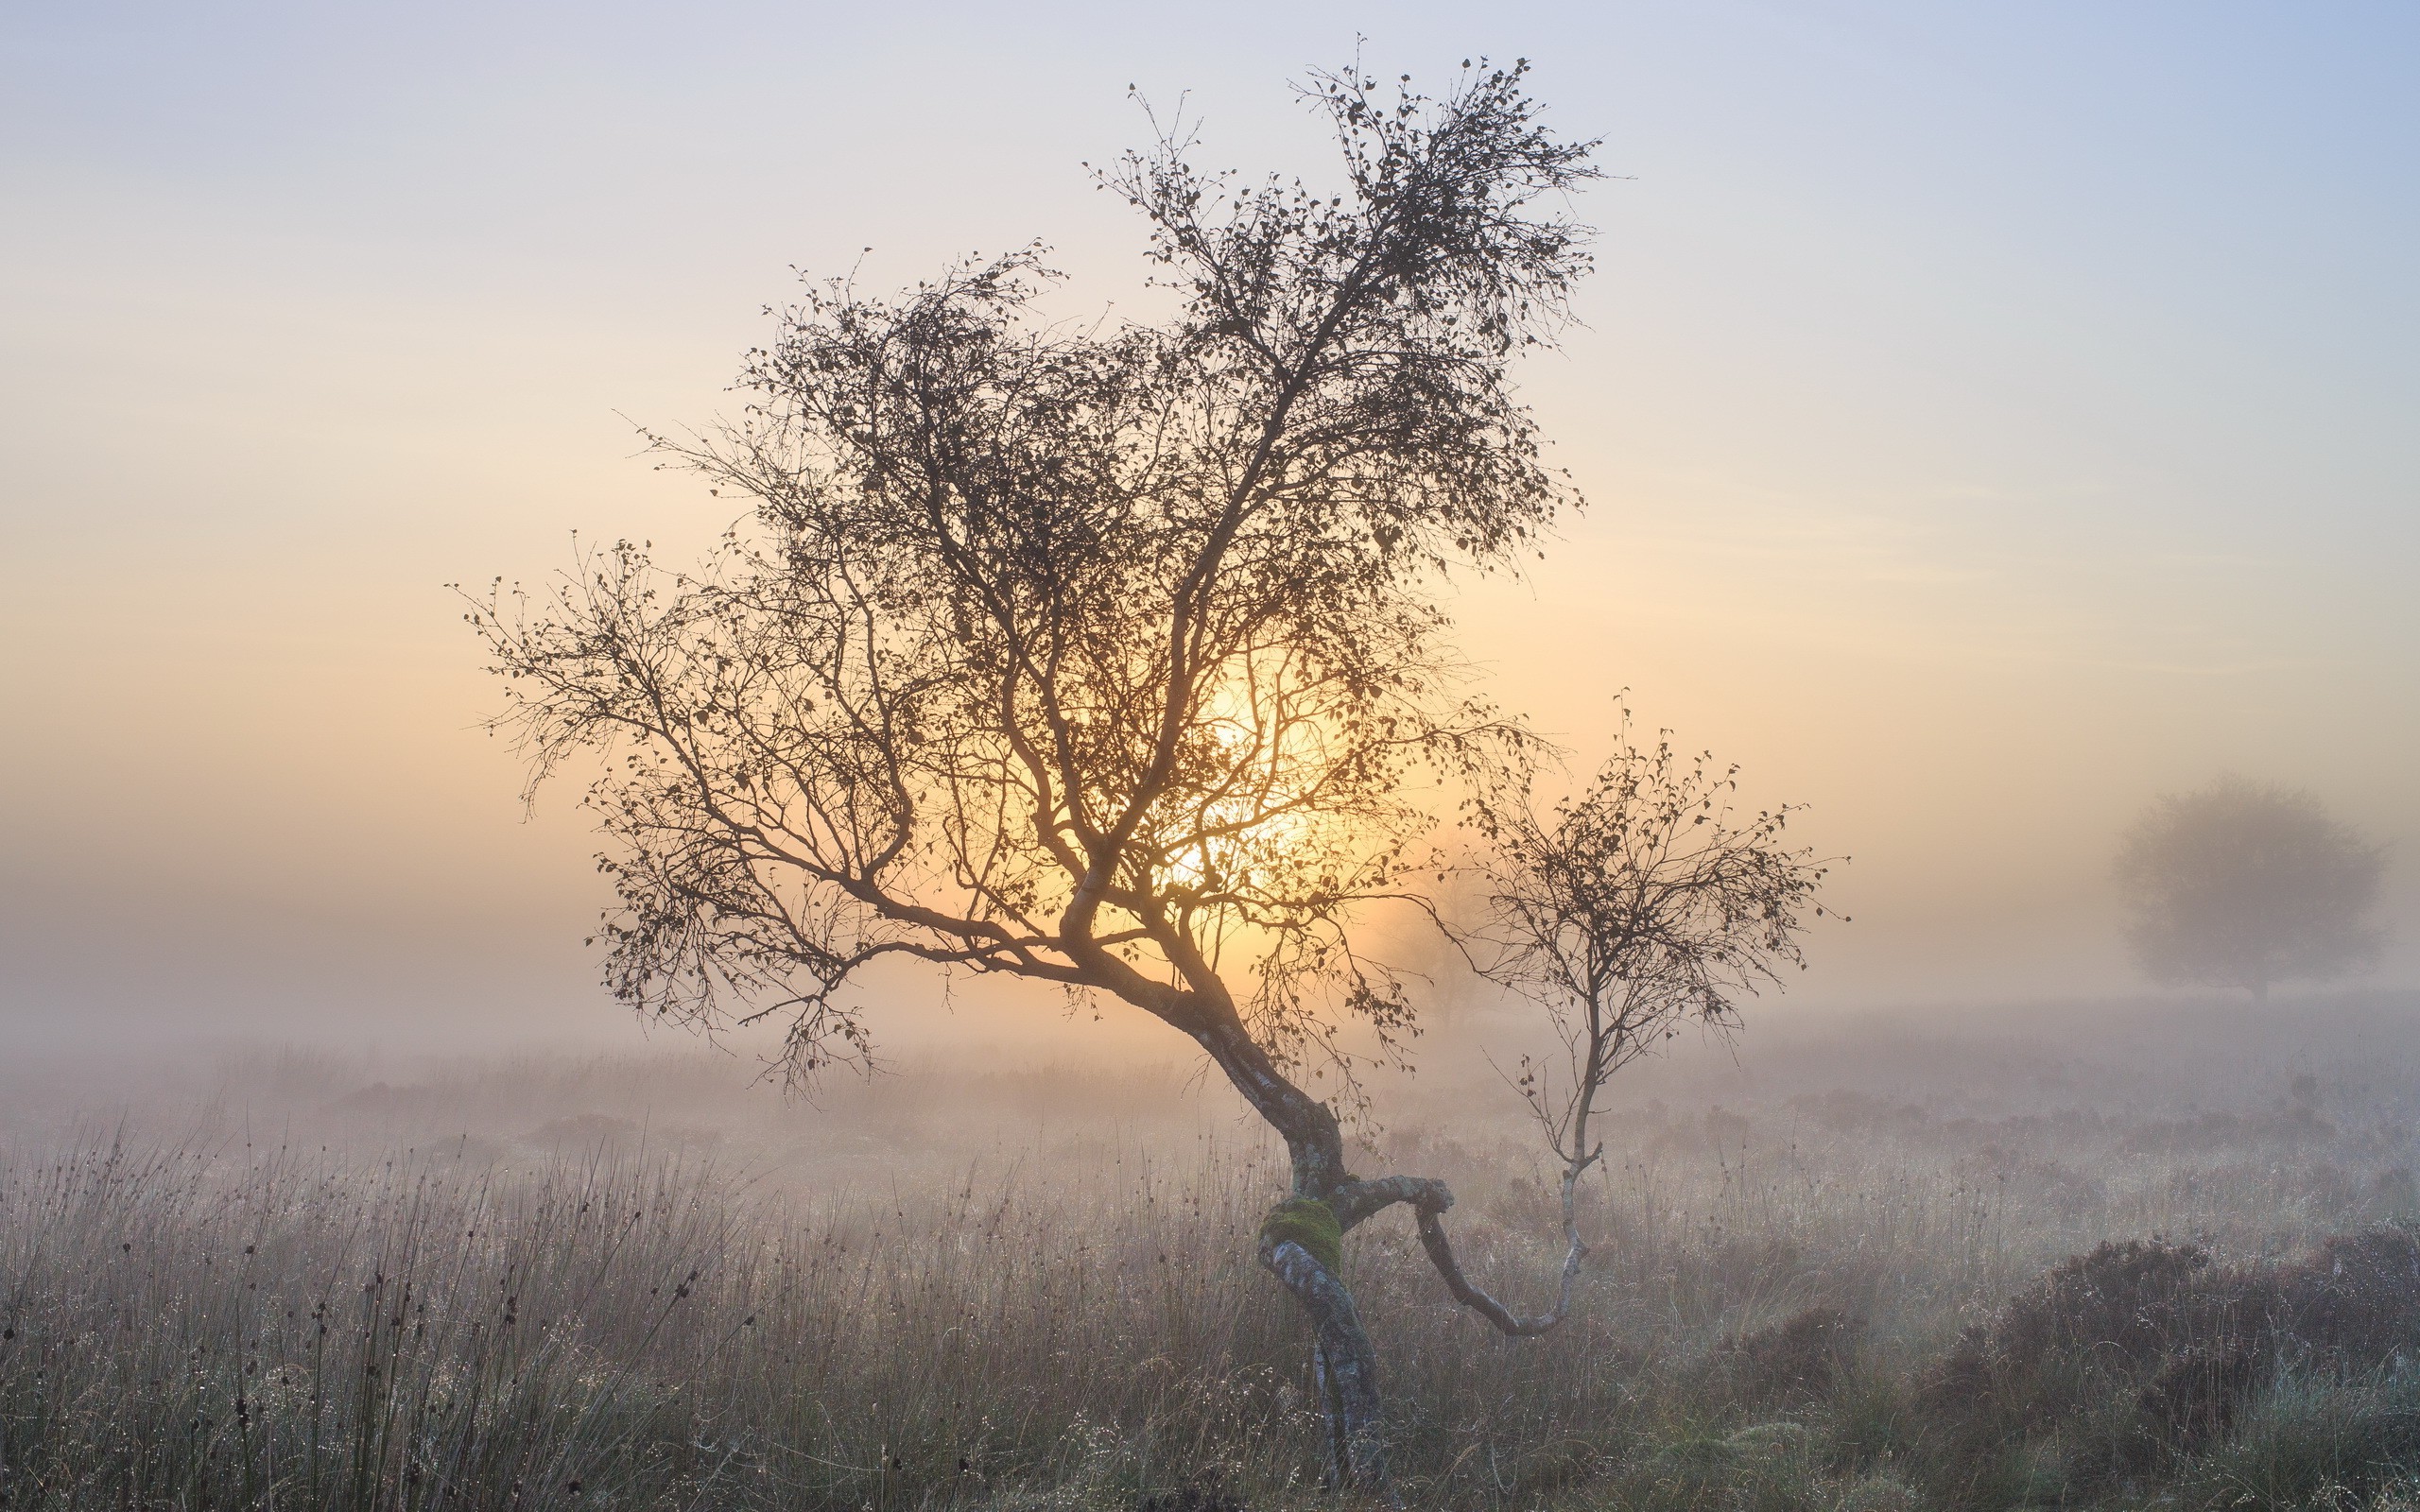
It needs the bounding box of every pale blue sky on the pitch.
[4,2,2413,1048]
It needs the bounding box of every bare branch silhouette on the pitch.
[469,58,1623,1491]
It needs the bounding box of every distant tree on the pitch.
[468,60,1818,1490]
[1457,728,1832,1330]
[2115,774,2387,1002]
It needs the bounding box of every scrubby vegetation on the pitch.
[7,997,2420,1509]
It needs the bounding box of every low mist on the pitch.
[6,5,2417,1509]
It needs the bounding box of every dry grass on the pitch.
[5,994,2420,1509]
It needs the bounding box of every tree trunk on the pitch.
[1193,1019,1551,1495]
[1261,1236,1388,1490]
[1187,1019,1391,1486]
[1192,1019,1348,1196]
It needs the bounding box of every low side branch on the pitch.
[1327,1174,1452,1231]
[1414,1204,1583,1338]
[1329,1170,1588,1338]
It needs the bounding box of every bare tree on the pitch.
[2116,774,2387,1002]
[468,59,1597,1490]
[1459,728,1833,1331]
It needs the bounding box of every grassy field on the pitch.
[6,993,2420,1510]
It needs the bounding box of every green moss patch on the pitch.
[1260,1195,1343,1275]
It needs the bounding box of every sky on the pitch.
[3,1,2414,1057]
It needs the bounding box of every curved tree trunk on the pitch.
[1260,1236,1388,1489]
[1189,1018,1579,1495]
[1191,1021,1381,1486]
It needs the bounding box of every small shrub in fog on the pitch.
[1720,1305,1865,1408]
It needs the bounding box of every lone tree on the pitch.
[469,61,1824,1489]
[2116,774,2387,1002]
[1458,728,1832,1332]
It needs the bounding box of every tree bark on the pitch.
[1259,1237,1388,1491]
[1201,1021,1575,1492]
[1193,1019,1349,1197]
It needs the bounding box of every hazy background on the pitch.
[5,1,2415,1062]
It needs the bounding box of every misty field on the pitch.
[9,996,2420,1512]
